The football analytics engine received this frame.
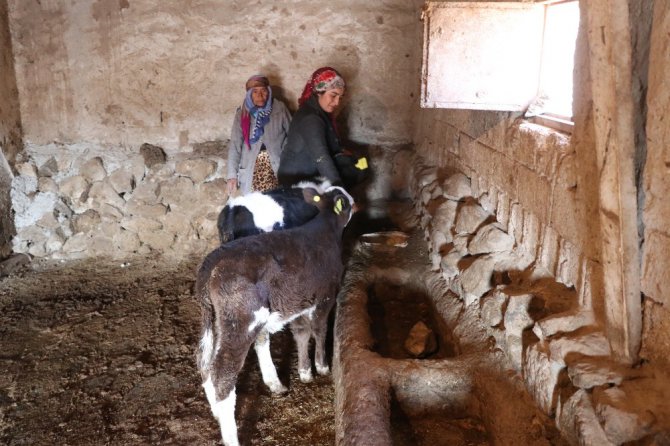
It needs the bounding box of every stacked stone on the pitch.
[11,143,228,259]
[408,155,668,445]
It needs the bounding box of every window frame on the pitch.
[421,0,580,134]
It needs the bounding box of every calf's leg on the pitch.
[201,330,253,446]
[312,318,330,376]
[290,317,314,382]
[254,329,287,393]
[203,381,238,446]
[313,300,336,375]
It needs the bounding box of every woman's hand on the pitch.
[226,179,238,195]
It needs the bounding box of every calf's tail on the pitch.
[195,254,219,376]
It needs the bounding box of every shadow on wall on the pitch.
[339,93,389,139]
[259,63,297,112]
[271,86,293,112]
[0,150,15,259]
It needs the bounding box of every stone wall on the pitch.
[413,116,582,277]
[10,141,227,259]
[9,140,401,261]
[407,154,669,445]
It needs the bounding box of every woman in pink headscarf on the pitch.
[226,74,291,195]
[277,67,364,189]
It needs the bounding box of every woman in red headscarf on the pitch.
[226,74,292,195]
[277,67,364,189]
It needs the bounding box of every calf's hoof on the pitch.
[316,364,330,376]
[299,368,313,383]
[266,381,288,394]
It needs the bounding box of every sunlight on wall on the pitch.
[539,1,580,119]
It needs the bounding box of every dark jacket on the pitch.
[277,95,343,187]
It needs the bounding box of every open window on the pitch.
[421,1,580,132]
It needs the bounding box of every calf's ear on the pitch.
[333,195,351,215]
[301,187,324,208]
[334,197,343,215]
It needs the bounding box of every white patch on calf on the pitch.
[229,193,284,232]
[248,307,270,332]
[299,368,314,383]
[254,330,287,393]
[210,386,238,446]
[203,375,217,408]
[247,305,317,334]
[264,311,287,333]
[295,177,332,194]
[199,328,214,370]
[316,364,330,375]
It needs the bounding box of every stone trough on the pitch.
[329,151,670,445]
[333,222,565,446]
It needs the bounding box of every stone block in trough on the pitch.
[593,386,656,444]
[480,289,508,327]
[524,342,564,415]
[556,389,614,445]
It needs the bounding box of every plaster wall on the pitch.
[7,0,421,152]
[0,0,21,259]
[640,1,670,368]
[0,0,21,161]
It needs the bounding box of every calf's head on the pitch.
[302,186,355,227]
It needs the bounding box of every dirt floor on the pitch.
[0,202,401,446]
[2,203,666,446]
[0,255,336,446]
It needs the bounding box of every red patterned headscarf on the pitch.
[298,67,346,107]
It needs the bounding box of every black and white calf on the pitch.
[196,186,354,446]
[217,179,333,244]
